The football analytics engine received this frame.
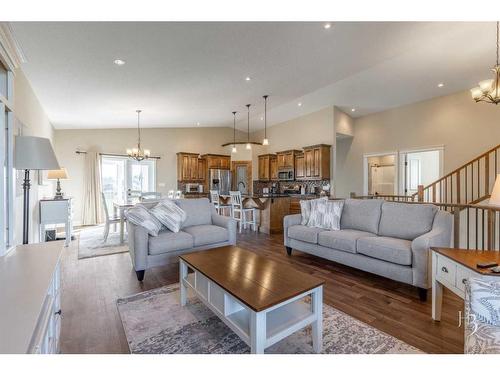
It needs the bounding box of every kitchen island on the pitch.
[220,193,320,234]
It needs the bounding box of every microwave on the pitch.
[278,169,294,181]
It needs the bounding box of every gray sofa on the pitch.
[127,198,237,281]
[284,199,453,300]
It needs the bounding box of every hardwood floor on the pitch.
[60,230,464,354]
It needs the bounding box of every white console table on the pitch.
[39,198,73,247]
[0,241,63,353]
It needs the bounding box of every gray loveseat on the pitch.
[127,198,236,281]
[284,199,453,300]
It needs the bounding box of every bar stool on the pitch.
[210,190,232,216]
[167,190,175,199]
[229,191,257,233]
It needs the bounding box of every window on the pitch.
[101,155,156,213]
[0,61,13,256]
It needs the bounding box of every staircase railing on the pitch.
[410,144,500,205]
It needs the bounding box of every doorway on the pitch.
[101,155,156,212]
[399,148,443,196]
[231,161,252,195]
[365,154,397,196]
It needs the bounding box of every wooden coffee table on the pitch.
[179,246,324,354]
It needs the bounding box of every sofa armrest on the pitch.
[283,214,302,246]
[411,210,453,288]
[127,221,149,271]
[212,213,237,245]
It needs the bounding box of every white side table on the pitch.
[39,198,73,247]
[431,247,500,321]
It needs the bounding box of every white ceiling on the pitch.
[9,22,498,130]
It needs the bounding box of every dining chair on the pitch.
[140,191,162,201]
[127,189,141,200]
[210,190,232,216]
[167,190,175,199]
[229,191,257,233]
[101,192,121,242]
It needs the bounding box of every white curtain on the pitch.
[82,151,103,225]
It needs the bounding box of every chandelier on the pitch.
[471,22,500,105]
[127,110,150,161]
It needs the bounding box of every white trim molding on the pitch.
[0,22,26,72]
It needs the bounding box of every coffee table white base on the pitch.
[179,259,323,354]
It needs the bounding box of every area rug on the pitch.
[116,283,422,354]
[77,225,128,259]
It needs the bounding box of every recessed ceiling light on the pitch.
[245,76,251,81]
[298,102,302,107]
[196,122,200,126]
[438,83,444,88]
[324,23,332,29]
[260,116,264,121]
[351,108,356,112]
[113,59,126,66]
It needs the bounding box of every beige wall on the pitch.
[13,68,55,244]
[54,127,245,225]
[336,89,500,198]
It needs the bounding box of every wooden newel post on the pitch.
[417,185,424,202]
[350,192,356,198]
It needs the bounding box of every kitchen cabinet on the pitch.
[203,154,231,170]
[302,144,331,180]
[276,150,300,170]
[295,152,305,179]
[258,154,277,181]
[177,152,204,182]
[197,157,206,181]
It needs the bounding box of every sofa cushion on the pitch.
[175,198,213,228]
[340,199,383,234]
[150,199,187,233]
[288,225,326,244]
[307,199,344,230]
[357,236,412,266]
[318,229,376,253]
[378,202,438,240]
[148,230,194,255]
[182,224,229,247]
[125,205,163,236]
[300,197,328,225]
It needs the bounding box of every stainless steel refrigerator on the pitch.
[209,169,232,195]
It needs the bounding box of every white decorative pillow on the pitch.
[150,199,187,233]
[300,197,327,225]
[125,205,163,236]
[307,199,344,230]
[469,278,500,326]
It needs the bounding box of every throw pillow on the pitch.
[468,278,500,326]
[125,205,163,236]
[150,199,187,233]
[300,197,327,225]
[307,199,344,230]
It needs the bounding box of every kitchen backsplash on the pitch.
[253,179,331,195]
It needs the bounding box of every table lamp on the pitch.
[48,168,69,199]
[490,174,500,207]
[14,136,60,244]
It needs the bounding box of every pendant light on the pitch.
[471,21,500,104]
[231,111,237,153]
[262,95,269,146]
[246,104,252,150]
[126,110,150,161]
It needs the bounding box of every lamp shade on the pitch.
[490,174,500,206]
[47,168,68,180]
[14,136,60,170]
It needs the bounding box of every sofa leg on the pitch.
[418,288,427,302]
[285,246,292,256]
[135,270,145,281]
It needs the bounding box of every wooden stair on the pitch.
[412,144,500,205]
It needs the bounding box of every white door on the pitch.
[401,149,442,196]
